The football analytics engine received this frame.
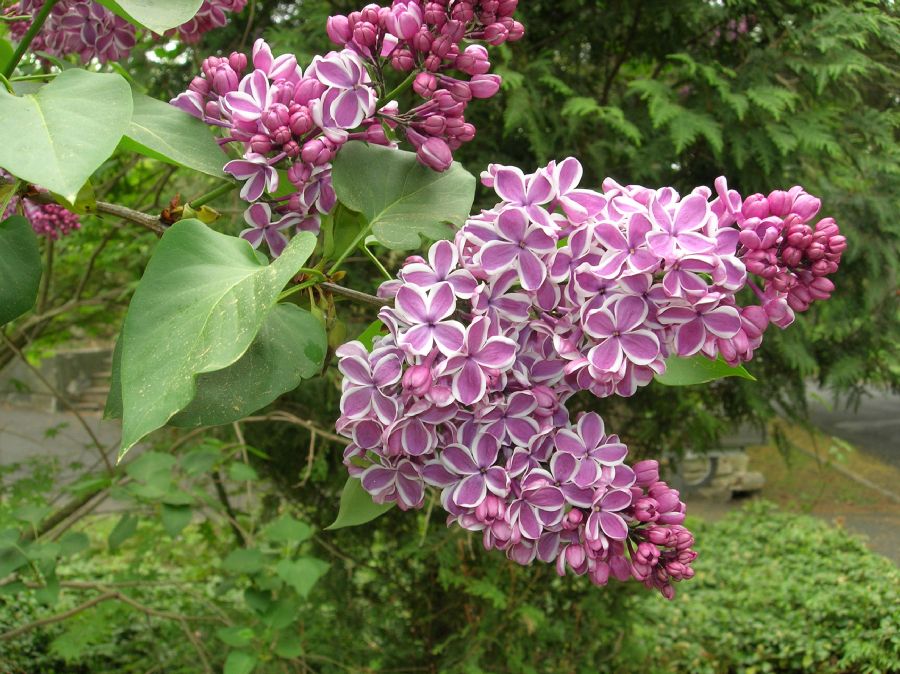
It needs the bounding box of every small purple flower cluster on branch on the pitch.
[4,0,246,63]
[335,158,845,597]
[174,2,520,257]
[2,170,81,239]
[326,0,520,170]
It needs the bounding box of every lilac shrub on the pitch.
[172,1,521,256]
[335,158,844,598]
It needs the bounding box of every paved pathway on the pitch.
[807,386,900,469]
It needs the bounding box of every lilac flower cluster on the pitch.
[326,0,521,170]
[5,0,135,63]
[173,0,248,44]
[335,158,844,596]
[3,194,81,239]
[173,38,377,255]
[173,2,520,257]
[4,0,245,63]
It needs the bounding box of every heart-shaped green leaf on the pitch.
[0,69,132,202]
[326,477,394,530]
[0,216,42,326]
[117,220,316,458]
[655,355,755,386]
[331,141,476,250]
[120,92,227,178]
[95,0,204,33]
[275,557,330,598]
[168,303,326,427]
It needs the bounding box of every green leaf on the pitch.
[0,69,132,202]
[655,355,755,386]
[168,304,326,428]
[223,548,266,574]
[216,626,254,648]
[0,216,41,325]
[331,141,475,250]
[356,319,386,351]
[223,650,257,674]
[108,513,138,551]
[326,477,394,530]
[116,220,316,458]
[0,38,13,76]
[160,504,192,537]
[228,462,258,482]
[120,92,227,178]
[274,631,304,658]
[0,545,28,577]
[57,532,90,558]
[95,0,203,33]
[275,557,330,599]
[261,515,312,544]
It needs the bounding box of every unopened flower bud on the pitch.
[469,74,502,98]
[327,15,353,44]
[417,137,453,171]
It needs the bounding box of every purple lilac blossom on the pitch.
[4,1,246,63]
[173,2,522,257]
[335,157,845,598]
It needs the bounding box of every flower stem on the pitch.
[379,70,418,106]
[3,0,60,78]
[361,243,392,280]
[327,221,373,276]
[188,181,238,209]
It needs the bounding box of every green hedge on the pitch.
[628,502,900,674]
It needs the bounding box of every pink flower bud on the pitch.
[353,20,378,47]
[229,52,248,73]
[469,74,501,98]
[250,134,273,154]
[484,22,509,45]
[386,1,424,41]
[741,194,770,219]
[360,3,380,25]
[507,20,525,41]
[417,137,453,171]
[391,48,416,71]
[632,459,659,487]
[767,189,791,217]
[430,34,454,58]
[411,28,434,53]
[421,114,447,135]
[456,44,490,75]
[294,78,326,105]
[413,72,438,98]
[327,15,352,44]
[301,138,332,165]
[189,76,210,95]
[402,362,433,396]
[283,140,300,158]
[423,2,447,28]
[441,19,466,41]
[290,108,313,136]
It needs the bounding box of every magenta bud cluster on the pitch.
[325,0,521,171]
[335,157,844,596]
[5,1,246,63]
[714,179,846,319]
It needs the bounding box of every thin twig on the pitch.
[73,228,118,301]
[242,411,349,445]
[319,281,391,308]
[212,469,248,547]
[0,591,119,641]
[0,332,114,474]
[12,186,167,236]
